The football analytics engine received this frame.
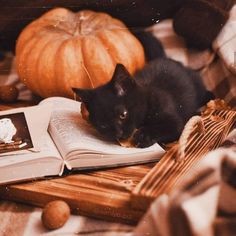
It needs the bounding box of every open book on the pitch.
[0,97,165,185]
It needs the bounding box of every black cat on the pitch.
[73,32,214,148]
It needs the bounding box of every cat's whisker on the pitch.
[73,92,77,101]
[81,62,94,88]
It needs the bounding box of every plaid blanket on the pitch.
[1,6,236,235]
[213,4,236,76]
[149,17,236,107]
[134,140,236,236]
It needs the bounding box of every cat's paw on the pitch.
[132,128,156,148]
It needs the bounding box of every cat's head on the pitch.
[72,64,146,142]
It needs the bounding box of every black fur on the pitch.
[73,33,214,148]
[131,30,166,61]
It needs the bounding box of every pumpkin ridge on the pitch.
[31,34,68,97]
[71,38,92,92]
[36,8,75,31]
[96,29,132,72]
[114,29,145,73]
[17,9,70,47]
[35,34,69,97]
[53,39,70,97]
[17,35,49,94]
[96,30,116,66]
[110,29,135,73]
[16,21,41,55]
[88,12,113,28]
[80,37,95,89]
[37,8,75,36]
[36,37,68,97]
[54,38,79,97]
[16,23,68,56]
[81,35,115,87]
[95,33,116,81]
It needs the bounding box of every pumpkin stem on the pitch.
[74,13,88,36]
[74,22,81,36]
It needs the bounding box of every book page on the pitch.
[40,97,165,160]
[0,132,61,167]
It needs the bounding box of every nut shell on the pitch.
[41,200,70,230]
[0,85,19,103]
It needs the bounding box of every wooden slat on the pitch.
[0,163,154,224]
[131,106,236,210]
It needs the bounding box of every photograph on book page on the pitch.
[0,112,33,154]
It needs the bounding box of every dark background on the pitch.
[0,0,183,51]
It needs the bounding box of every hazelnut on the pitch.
[41,200,70,230]
[0,85,19,103]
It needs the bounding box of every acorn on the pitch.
[0,85,19,103]
[41,200,70,230]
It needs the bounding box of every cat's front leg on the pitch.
[132,114,184,148]
[132,127,157,148]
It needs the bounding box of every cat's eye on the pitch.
[119,110,128,120]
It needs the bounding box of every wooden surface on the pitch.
[0,162,154,224]
[132,103,236,210]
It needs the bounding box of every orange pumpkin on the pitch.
[16,8,145,98]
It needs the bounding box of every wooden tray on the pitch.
[0,163,154,224]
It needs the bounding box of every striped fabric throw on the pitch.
[134,148,236,236]
[213,4,236,75]
[132,101,236,236]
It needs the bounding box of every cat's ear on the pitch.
[72,87,93,103]
[111,64,135,96]
[112,64,131,80]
